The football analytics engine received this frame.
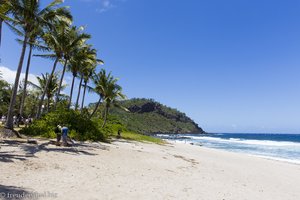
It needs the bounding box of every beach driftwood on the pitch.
[0,127,22,138]
[27,139,38,144]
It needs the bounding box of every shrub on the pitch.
[21,108,106,141]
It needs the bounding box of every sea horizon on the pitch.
[211,132,300,134]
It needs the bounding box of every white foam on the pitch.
[253,155,300,165]
[188,136,300,147]
[228,138,300,147]
[165,139,189,144]
[156,134,169,137]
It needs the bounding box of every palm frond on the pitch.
[33,54,56,60]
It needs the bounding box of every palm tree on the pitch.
[54,26,91,107]
[28,73,65,112]
[67,46,88,109]
[74,47,97,110]
[89,69,109,118]
[81,64,96,113]
[75,73,84,111]
[3,0,72,129]
[19,25,45,117]
[0,0,11,47]
[20,4,72,117]
[100,72,127,128]
[71,46,100,111]
[67,55,80,109]
[35,20,74,118]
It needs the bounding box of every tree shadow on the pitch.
[0,140,34,163]
[0,139,109,163]
[0,140,27,147]
[0,152,28,163]
[19,141,101,156]
[0,184,30,200]
[72,142,109,151]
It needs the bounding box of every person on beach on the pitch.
[13,115,17,126]
[61,126,69,146]
[55,125,62,146]
[17,114,23,127]
[117,129,122,139]
[1,115,6,124]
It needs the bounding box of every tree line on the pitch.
[0,0,126,130]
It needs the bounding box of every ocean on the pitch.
[155,133,300,165]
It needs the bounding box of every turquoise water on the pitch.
[155,133,300,164]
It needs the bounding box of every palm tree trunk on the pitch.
[55,59,68,107]
[19,44,33,117]
[36,57,59,119]
[5,35,28,130]
[80,80,87,113]
[75,74,83,111]
[0,19,3,47]
[68,74,76,109]
[32,94,39,117]
[47,97,50,112]
[89,97,102,119]
[102,106,109,128]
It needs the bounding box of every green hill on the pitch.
[106,98,205,134]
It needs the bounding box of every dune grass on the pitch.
[109,130,165,145]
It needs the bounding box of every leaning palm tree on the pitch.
[80,64,96,113]
[0,0,11,47]
[73,46,99,111]
[88,69,110,118]
[75,72,84,111]
[19,25,46,117]
[35,20,75,118]
[2,0,72,129]
[20,5,72,117]
[28,73,65,112]
[101,74,127,128]
[67,46,89,109]
[67,52,81,109]
[54,26,91,107]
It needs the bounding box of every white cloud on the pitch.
[97,0,114,13]
[0,66,39,86]
[79,0,126,13]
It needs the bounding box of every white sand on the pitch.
[0,139,300,200]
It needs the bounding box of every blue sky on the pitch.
[1,0,300,133]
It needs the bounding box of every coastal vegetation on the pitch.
[0,0,201,144]
[90,98,205,135]
[0,0,132,141]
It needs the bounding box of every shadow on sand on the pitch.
[0,184,30,200]
[0,139,109,163]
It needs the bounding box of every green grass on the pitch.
[2,110,165,144]
[109,130,165,145]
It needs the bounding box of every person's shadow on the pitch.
[0,184,30,200]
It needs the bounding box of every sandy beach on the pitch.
[0,139,300,200]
